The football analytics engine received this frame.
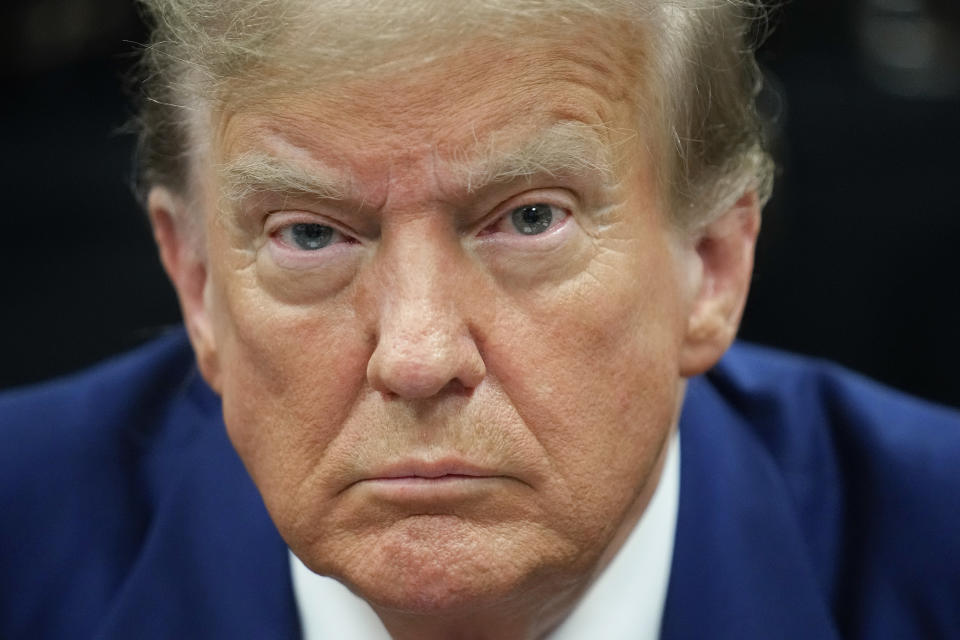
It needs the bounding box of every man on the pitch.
[1,1,957,638]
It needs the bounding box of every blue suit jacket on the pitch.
[1,330,958,639]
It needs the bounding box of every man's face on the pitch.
[189,27,702,620]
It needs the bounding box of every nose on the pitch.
[365,234,486,399]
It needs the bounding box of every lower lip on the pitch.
[358,474,506,502]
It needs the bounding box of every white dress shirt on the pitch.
[291,431,680,640]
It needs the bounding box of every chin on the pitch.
[310,514,583,616]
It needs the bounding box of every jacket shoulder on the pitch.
[0,329,199,442]
[708,343,960,637]
[712,342,960,479]
[0,329,214,638]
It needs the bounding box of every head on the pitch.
[139,1,771,636]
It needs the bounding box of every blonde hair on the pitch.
[133,0,773,229]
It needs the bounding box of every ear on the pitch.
[148,187,222,393]
[678,190,761,377]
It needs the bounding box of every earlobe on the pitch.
[678,191,761,377]
[148,187,222,392]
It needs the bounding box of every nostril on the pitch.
[439,378,476,397]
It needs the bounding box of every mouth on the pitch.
[372,460,503,481]
[345,459,515,500]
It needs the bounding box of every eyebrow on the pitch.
[218,153,348,204]
[449,120,619,193]
[217,120,620,205]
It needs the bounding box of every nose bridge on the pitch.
[385,221,457,316]
[366,221,486,398]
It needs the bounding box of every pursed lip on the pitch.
[342,459,511,493]
[368,459,503,481]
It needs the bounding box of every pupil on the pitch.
[292,223,333,250]
[512,204,553,235]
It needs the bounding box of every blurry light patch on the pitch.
[858,0,960,98]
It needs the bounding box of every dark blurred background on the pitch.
[1,0,958,408]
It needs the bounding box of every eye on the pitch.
[485,203,566,237]
[510,204,557,235]
[277,222,343,250]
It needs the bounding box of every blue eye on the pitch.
[289,223,335,250]
[510,204,555,235]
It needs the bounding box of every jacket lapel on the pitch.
[94,372,301,639]
[660,377,840,639]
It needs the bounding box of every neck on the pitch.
[373,581,585,640]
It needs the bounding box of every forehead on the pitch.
[208,22,652,197]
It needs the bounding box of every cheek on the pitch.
[484,237,686,513]
[495,234,686,397]
[213,278,370,508]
